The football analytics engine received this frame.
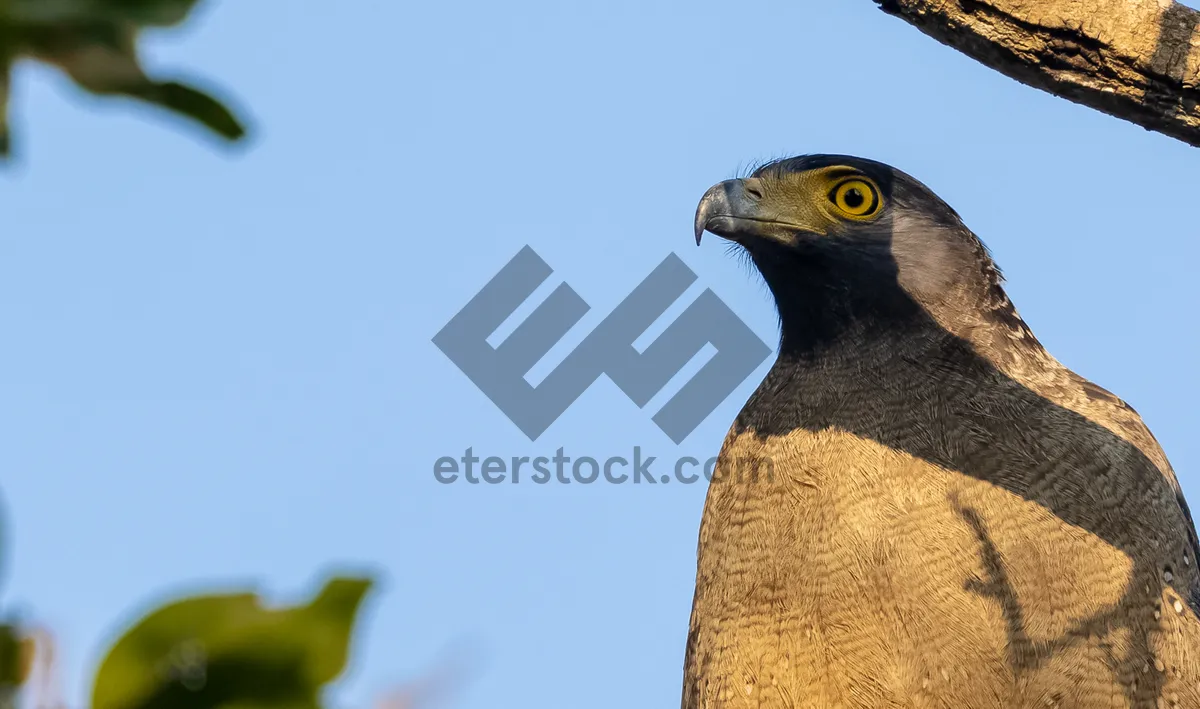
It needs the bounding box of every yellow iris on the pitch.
[829,178,881,219]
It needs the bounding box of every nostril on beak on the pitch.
[745,186,763,200]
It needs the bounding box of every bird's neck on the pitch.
[751,244,1042,368]
[738,251,1048,437]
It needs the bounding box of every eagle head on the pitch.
[695,154,1032,355]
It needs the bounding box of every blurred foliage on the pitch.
[0,492,32,709]
[0,4,409,708]
[0,0,247,157]
[91,576,375,709]
[0,622,34,709]
[0,2,404,708]
[0,484,378,709]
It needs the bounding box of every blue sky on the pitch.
[2,1,1199,708]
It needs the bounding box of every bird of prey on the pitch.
[685,155,1200,709]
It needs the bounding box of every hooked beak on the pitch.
[694,178,802,246]
[695,179,753,245]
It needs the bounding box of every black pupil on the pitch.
[843,187,865,209]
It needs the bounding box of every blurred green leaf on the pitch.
[5,0,201,27]
[0,623,34,709]
[91,576,375,709]
[0,0,247,158]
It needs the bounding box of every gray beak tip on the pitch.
[694,181,730,247]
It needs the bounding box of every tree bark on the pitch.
[874,0,1200,148]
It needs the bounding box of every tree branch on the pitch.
[874,0,1200,148]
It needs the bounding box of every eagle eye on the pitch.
[828,177,881,219]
